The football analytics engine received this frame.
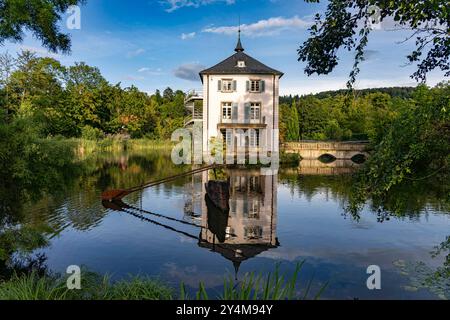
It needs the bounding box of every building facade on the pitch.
[186,33,283,157]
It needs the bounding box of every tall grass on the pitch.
[71,138,174,158]
[0,263,327,300]
[0,271,173,300]
[181,262,328,301]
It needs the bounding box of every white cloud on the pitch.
[126,48,145,58]
[124,75,145,81]
[19,45,61,59]
[173,63,205,81]
[138,67,150,73]
[181,32,196,40]
[138,67,164,75]
[162,0,235,13]
[202,16,312,37]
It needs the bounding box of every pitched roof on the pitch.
[199,36,284,80]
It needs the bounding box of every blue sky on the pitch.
[3,0,447,95]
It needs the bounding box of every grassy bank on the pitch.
[0,271,173,300]
[70,138,175,158]
[0,263,325,300]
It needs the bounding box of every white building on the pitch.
[185,32,283,157]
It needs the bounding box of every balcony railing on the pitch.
[218,117,265,126]
[185,89,203,105]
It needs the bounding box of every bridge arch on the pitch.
[351,153,367,164]
[318,153,337,164]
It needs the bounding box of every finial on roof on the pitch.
[235,17,244,52]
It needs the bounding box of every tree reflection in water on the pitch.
[0,149,448,297]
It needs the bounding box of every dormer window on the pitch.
[237,61,246,68]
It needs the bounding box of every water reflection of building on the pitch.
[187,168,279,277]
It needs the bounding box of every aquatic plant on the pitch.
[181,262,327,301]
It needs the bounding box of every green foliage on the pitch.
[280,87,417,102]
[394,258,449,300]
[356,84,449,194]
[0,271,173,300]
[280,152,301,167]
[81,125,104,141]
[0,51,187,140]
[0,115,79,275]
[299,0,449,85]
[283,103,300,141]
[280,90,402,142]
[0,117,77,205]
[349,83,450,216]
[0,0,85,53]
[0,226,49,261]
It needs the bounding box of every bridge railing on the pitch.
[284,141,369,151]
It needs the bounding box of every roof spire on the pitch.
[235,16,244,52]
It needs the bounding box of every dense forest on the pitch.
[0,51,186,140]
[278,85,448,142]
[280,87,417,104]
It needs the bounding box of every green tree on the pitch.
[351,83,449,207]
[0,51,16,114]
[65,62,107,89]
[298,96,329,140]
[0,0,86,53]
[163,87,174,102]
[286,103,300,141]
[298,0,449,86]
[6,52,70,135]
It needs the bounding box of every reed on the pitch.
[0,263,327,300]
[0,271,173,300]
[183,262,327,301]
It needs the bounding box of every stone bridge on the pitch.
[283,141,370,160]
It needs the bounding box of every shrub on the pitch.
[81,125,104,141]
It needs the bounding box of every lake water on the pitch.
[21,150,449,299]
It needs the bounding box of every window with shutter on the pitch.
[221,79,233,92]
[250,80,261,93]
[244,103,251,123]
[232,103,238,122]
